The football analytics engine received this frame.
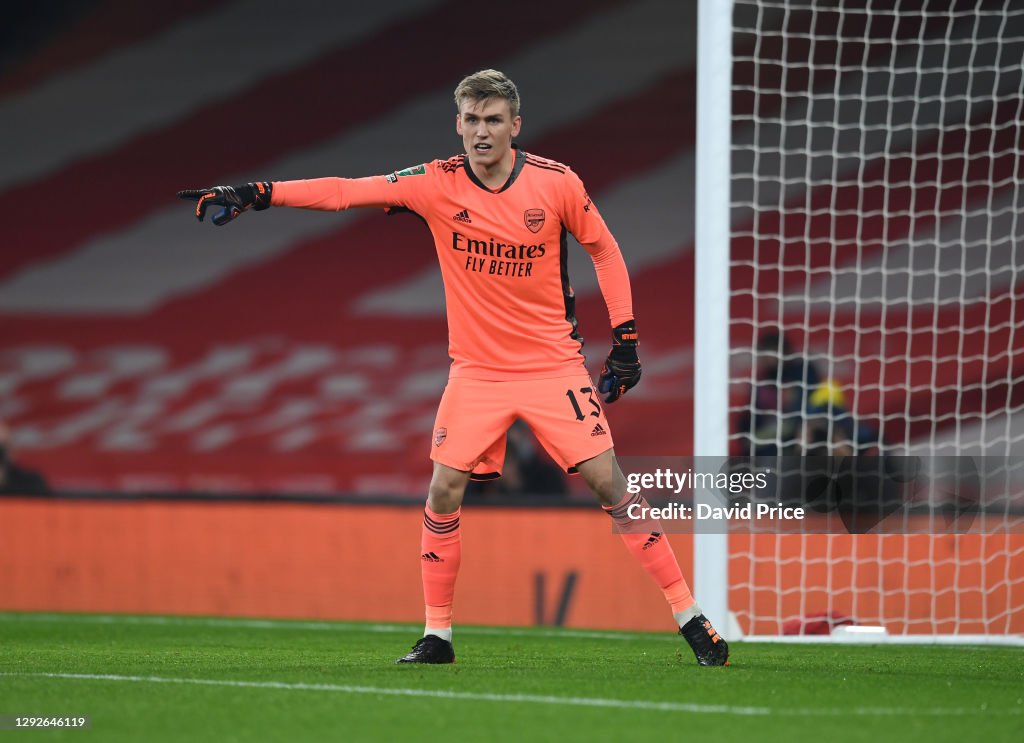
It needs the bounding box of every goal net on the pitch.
[724,0,1024,639]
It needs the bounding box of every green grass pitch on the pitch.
[0,613,1021,742]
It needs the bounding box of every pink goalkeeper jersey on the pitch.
[271,146,633,381]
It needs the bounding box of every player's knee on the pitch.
[427,487,462,514]
[586,475,619,507]
[578,465,617,505]
[576,452,625,507]
[427,469,468,513]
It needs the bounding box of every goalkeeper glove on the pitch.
[598,321,641,403]
[177,182,272,225]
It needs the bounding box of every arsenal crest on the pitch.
[434,427,447,447]
[524,208,546,233]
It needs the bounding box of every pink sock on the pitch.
[604,493,696,616]
[420,505,462,633]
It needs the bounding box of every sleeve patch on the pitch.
[396,164,426,177]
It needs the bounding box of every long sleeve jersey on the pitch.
[271,146,633,381]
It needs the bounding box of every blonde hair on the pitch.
[453,69,520,118]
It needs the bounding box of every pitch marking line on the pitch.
[0,612,671,642]
[2,672,1019,717]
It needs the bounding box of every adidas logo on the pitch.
[642,532,662,550]
[421,551,443,562]
[591,423,607,437]
[452,209,472,223]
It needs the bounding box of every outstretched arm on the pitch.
[178,169,428,225]
[270,177,409,211]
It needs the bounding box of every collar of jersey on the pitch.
[463,143,527,194]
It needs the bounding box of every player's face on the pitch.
[456,97,521,170]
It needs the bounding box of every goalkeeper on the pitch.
[178,69,728,667]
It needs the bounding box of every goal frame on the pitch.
[692,0,1023,647]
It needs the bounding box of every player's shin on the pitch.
[420,505,462,642]
[605,493,730,666]
[603,493,700,625]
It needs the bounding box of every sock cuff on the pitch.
[603,491,643,516]
[424,505,461,535]
[424,504,461,521]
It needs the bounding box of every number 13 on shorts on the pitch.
[565,386,601,421]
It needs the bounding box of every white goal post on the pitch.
[694,0,1024,644]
